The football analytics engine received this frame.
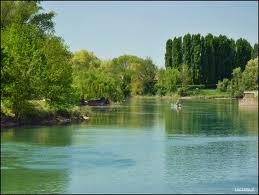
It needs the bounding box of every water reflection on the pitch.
[1,125,75,193]
[89,98,157,128]
[1,125,74,146]
[163,99,258,136]
[1,98,258,193]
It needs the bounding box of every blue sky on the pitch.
[41,1,258,67]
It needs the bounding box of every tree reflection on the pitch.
[88,98,157,129]
[1,125,73,146]
[163,99,258,136]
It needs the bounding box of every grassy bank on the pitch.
[133,94,180,99]
[1,100,91,129]
[185,89,229,98]
[133,89,230,99]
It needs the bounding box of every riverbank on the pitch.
[134,89,230,99]
[1,89,253,130]
[1,100,91,130]
[1,113,89,130]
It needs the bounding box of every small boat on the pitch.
[80,97,110,106]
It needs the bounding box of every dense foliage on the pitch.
[72,52,157,100]
[1,1,55,32]
[165,39,173,68]
[165,33,255,86]
[155,68,180,96]
[217,57,258,97]
[1,2,73,119]
[242,57,258,90]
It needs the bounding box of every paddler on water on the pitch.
[176,99,181,108]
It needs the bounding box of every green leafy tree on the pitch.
[155,69,167,96]
[212,36,223,83]
[235,38,252,71]
[111,55,147,96]
[164,33,254,87]
[1,47,12,99]
[112,54,143,69]
[200,36,205,84]
[165,39,173,68]
[129,58,157,95]
[78,69,124,101]
[216,35,235,82]
[42,35,74,109]
[252,43,258,59]
[72,49,101,70]
[1,1,55,32]
[242,57,258,90]
[227,67,244,98]
[202,34,215,85]
[172,36,182,68]
[101,59,131,97]
[164,68,180,93]
[142,58,158,95]
[192,34,201,84]
[182,33,192,68]
[155,67,180,95]
[217,78,229,92]
[1,23,47,119]
[228,38,236,78]
[71,49,101,99]
[180,64,192,86]
[219,58,258,97]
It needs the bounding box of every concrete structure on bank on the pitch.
[239,91,258,107]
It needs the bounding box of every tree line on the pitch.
[1,1,159,119]
[165,33,258,86]
[217,57,258,98]
[1,1,258,120]
[71,51,157,100]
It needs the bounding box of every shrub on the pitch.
[227,67,244,98]
[217,78,229,92]
[177,87,189,97]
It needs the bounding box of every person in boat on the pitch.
[176,99,181,107]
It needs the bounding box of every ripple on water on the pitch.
[166,135,257,146]
[1,142,136,170]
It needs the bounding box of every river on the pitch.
[1,98,258,193]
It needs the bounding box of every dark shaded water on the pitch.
[1,98,258,193]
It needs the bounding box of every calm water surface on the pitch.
[1,98,258,193]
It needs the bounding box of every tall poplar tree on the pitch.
[183,34,192,67]
[252,43,258,59]
[172,36,183,68]
[192,34,201,84]
[212,36,221,83]
[164,33,254,86]
[200,36,205,84]
[225,38,236,79]
[202,34,215,85]
[235,38,252,71]
[165,39,173,68]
